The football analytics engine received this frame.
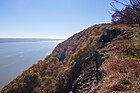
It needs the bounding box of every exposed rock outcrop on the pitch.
[69,28,126,93]
[0,24,140,93]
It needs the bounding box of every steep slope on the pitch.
[0,24,140,93]
[70,25,126,93]
[89,24,140,93]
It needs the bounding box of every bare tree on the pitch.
[113,0,140,12]
[111,0,140,24]
[129,0,140,12]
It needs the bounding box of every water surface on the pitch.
[0,38,62,89]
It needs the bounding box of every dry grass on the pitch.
[89,25,140,93]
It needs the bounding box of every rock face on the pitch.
[89,24,140,93]
[70,28,125,93]
[0,24,140,93]
[71,57,97,93]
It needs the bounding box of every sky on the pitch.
[0,0,114,39]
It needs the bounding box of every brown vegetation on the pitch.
[0,24,140,93]
[89,24,140,93]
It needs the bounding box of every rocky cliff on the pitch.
[0,24,140,93]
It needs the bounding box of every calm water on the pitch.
[0,39,62,89]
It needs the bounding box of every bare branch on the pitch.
[129,0,140,12]
[113,0,130,6]
[111,0,140,24]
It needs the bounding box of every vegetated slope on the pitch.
[0,24,140,93]
[0,23,109,93]
[89,24,140,93]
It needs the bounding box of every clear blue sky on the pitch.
[0,0,113,39]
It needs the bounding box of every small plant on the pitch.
[125,37,140,59]
[132,81,140,88]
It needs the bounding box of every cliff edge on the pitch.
[0,24,140,93]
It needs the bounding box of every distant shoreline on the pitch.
[0,38,65,43]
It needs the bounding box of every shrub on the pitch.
[111,0,140,24]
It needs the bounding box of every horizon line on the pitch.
[0,37,66,39]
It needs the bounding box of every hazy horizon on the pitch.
[0,37,65,39]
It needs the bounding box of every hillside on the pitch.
[0,24,140,93]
